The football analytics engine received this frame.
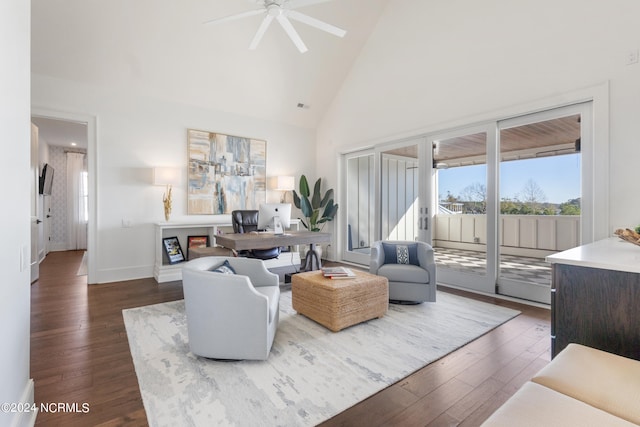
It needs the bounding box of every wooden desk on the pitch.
[215,231,331,271]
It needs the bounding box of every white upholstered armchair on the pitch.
[182,256,280,360]
[370,240,437,304]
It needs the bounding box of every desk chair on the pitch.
[231,210,281,260]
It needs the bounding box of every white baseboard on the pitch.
[94,265,154,284]
[10,379,37,427]
[48,242,68,252]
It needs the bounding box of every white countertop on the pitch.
[546,237,640,274]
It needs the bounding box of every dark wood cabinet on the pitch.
[551,263,640,360]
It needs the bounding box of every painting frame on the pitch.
[162,236,185,265]
[187,129,267,215]
[187,235,210,259]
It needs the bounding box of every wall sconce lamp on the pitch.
[273,175,295,203]
[153,167,178,221]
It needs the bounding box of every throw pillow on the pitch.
[209,259,236,274]
[382,243,420,266]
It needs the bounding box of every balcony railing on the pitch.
[434,213,580,258]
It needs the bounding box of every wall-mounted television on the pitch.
[39,163,54,195]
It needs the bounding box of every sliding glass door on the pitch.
[497,104,589,302]
[380,143,420,242]
[343,150,375,265]
[429,104,590,303]
[340,101,595,305]
[342,138,429,264]
[428,125,497,295]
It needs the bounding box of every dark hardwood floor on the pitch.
[31,251,550,426]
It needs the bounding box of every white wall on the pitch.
[1,0,35,425]
[32,74,316,283]
[318,0,640,231]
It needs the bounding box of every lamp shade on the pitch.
[153,167,178,185]
[274,175,295,191]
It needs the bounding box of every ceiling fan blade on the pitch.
[249,14,274,50]
[276,15,308,53]
[203,8,264,25]
[286,10,346,38]
[288,0,333,9]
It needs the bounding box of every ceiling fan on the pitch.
[204,0,346,53]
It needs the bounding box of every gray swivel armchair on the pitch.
[370,240,436,304]
[182,256,280,360]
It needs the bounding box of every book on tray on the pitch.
[321,267,356,279]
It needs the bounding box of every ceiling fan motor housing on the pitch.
[267,4,284,17]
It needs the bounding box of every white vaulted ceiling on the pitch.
[31,0,389,128]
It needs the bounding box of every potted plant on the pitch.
[292,175,339,232]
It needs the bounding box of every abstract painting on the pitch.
[187,129,266,214]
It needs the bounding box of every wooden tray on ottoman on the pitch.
[291,270,388,332]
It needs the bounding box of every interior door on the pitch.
[44,195,52,256]
[30,123,40,283]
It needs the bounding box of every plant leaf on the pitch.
[322,199,338,220]
[311,178,322,209]
[299,175,310,197]
[292,190,301,209]
[299,218,309,230]
[327,203,339,219]
[300,196,313,218]
[320,188,334,207]
[310,209,319,227]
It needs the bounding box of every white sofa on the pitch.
[182,256,280,360]
[482,343,640,426]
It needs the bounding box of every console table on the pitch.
[546,237,640,360]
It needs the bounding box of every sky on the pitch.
[438,154,581,204]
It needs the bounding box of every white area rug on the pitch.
[123,291,519,427]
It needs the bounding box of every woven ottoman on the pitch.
[292,270,388,332]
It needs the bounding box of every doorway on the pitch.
[31,110,96,283]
